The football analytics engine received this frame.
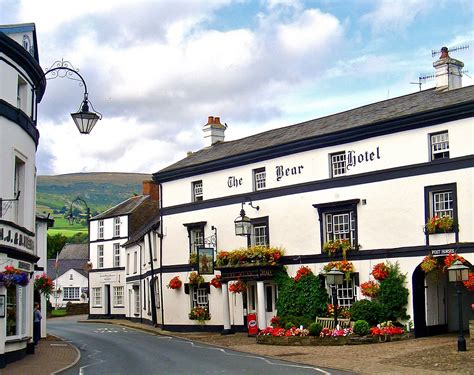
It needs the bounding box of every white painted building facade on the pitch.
[145,56,473,335]
[0,24,47,367]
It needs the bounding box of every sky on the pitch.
[1,0,473,176]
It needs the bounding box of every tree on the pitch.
[47,233,67,259]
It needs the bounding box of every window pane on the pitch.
[254,169,266,191]
[433,191,453,217]
[431,132,449,160]
[331,152,346,177]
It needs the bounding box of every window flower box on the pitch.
[425,215,455,234]
[322,239,353,258]
[188,272,205,286]
[189,306,210,322]
[215,246,284,268]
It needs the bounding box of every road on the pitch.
[48,318,353,375]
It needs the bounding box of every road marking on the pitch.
[50,343,68,347]
[172,337,331,374]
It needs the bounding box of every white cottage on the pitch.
[148,53,473,336]
[0,24,47,367]
[89,183,159,319]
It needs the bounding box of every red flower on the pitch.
[371,263,389,281]
[229,279,246,293]
[167,276,182,290]
[360,280,379,298]
[444,253,466,268]
[463,273,474,292]
[294,266,313,282]
[210,275,222,289]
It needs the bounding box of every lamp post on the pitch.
[40,59,102,134]
[447,260,469,352]
[65,197,91,225]
[326,267,344,329]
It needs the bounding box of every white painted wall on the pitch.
[50,269,88,308]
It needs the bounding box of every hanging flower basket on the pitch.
[443,253,466,269]
[189,253,198,265]
[360,280,380,298]
[210,275,222,289]
[322,239,352,258]
[34,273,54,298]
[167,276,182,290]
[463,273,474,292]
[425,215,455,234]
[0,266,29,287]
[188,272,205,286]
[323,260,354,280]
[371,263,389,281]
[229,279,246,294]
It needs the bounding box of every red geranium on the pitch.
[210,275,222,289]
[371,263,389,281]
[167,276,182,290]
[360,280,379,298]
[294,266,313,282]
[444,253,466,268]
[463,273,474,292]
[229,279,246,294]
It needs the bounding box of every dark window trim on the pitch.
[424,183,458,245]
[191,180,203,202]
[253,167,266,191]
[247,216,269,247]
[184,222,205,256]
[314,199,360,250]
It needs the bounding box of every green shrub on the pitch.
[353,320,370,336]
[279,315,312,329]
[285,322,295,329]
[275,271,329,321]
[350,299,386,326]
[51,309,67,317]
[308,322,323,336]
[378,263,409,321]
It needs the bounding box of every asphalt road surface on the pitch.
[48,319,353,375]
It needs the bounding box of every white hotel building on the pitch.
[131,51,473,336]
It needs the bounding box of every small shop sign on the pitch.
[431,248,455,256]
[98,273,117,282]
[0,222,34,252]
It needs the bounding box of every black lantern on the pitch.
[326,267,344,328]
[447,259,469,352]
[234,207,251,236]
[71,96,102,134]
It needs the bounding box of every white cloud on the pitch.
[362,0,433,34]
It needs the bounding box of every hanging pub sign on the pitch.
[0,222,34,252]
[197,247,214,275]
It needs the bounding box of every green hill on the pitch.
[37,172,151,236]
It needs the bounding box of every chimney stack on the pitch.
[203,115,227,147]
[433,47,464,92]
[142,180,159,201]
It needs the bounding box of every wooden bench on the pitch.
[315,317,352,329]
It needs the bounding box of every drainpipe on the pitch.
[147,232,157,325]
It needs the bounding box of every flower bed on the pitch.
[215,246,283,268]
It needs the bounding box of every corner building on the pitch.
[149,55,474,336]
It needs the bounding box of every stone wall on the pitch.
[256,334,410,346]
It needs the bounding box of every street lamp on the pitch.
[65,197,91,225]
[447,260,469,352]
[234,198,259,236]
[326,267,344,329]
[41,59,102,134]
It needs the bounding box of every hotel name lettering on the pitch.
[0,224,34,252]
[226,146,381,188]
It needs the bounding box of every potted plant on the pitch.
[189,306,211,322]
[322,239,352,258]
[229,279,246,293]
[360,280,379,298]
[210,275,222,288]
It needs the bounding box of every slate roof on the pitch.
[157,86,474,175]
[57,244,88,260]
[123,210,161,247]
[47,259,88,279]
[91,195,149,220]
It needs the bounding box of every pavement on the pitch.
[1,316,472,374]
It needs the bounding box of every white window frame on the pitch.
[190,228,204,254]
[126,253,130,275]
[154,278,160,309]
[192,181,203,202]
[92,287,102,307]
[326,278,357,308]
[133,251,137,273]
[191,286,209,309]
[98,220,104,239]
[113,286,124,307]
[432,191,453,218]
[114,217,121,237]
[63,287,80,300]
[253,225,268,246]
[253,168,266,191]
[430,131,449,160]
[98,245,104,268]
[324,211,355,246]
[134,288,140,314]
[113,243,121,267]
[330,151,346,177]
